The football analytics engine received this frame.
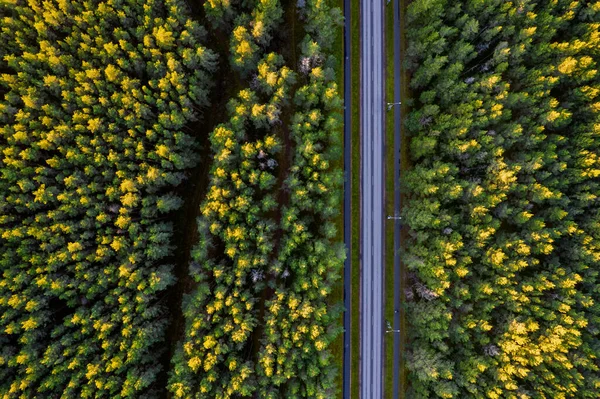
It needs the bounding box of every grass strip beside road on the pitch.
[399,0,410,393]
[350,0,361,397]
[327,0,345,398]
[384,1,395,397]
[328,0,345,396]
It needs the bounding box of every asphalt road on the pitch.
[360,0,385,397]
[342,0,352,395]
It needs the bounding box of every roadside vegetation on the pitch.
[384,0,396,397]
[403,0,600,397]
[350,0,361,397]
[168,0,346,397]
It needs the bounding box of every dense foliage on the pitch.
[404,0,600,397]
[169,0,345,397]
[256,18,345,397]
[0,0,215,396]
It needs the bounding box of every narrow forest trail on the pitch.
[161,10,244,396]
[248,3,307,396]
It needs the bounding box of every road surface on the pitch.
[342,0,352,395]
[360,0,385,397]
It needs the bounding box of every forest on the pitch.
[0,0,344,397]
[3,0,600,396]
[404,0,600,397]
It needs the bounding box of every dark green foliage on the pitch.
[404,0,600,397]
[256,21,345,399]
[0,0,343,396]
[168,0,345,397]
[0,0,215,396]
[169,57,294,397]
